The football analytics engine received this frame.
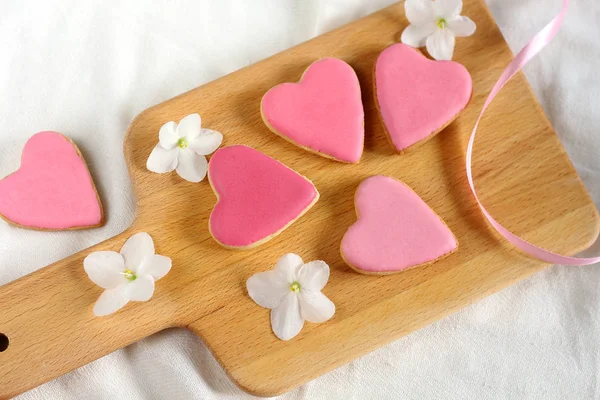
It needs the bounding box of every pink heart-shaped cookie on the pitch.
[208,145,319,249]
[261,58,364,163]
[0,131,104,230]
[341,176,457,274]
[375,43,472,152]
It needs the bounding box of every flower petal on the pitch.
[270,292,304,340]
[404,0,435,26]
[247,271,290,309]
[125,275,155,301]
[401,22,437,48]
[426,28,456,60]
[138,255,172,281]
[158,121,179,149]
[84,251,126,289]
[176,113,201,140]
[120,232,155,272]
[175,148,208,182]
[275,253,303,284]
[297,261,330,291]
[299,290,335,323]
[433,0,462,19]
[189,129,223,156]
[447,16,476,37]
[146,144,179,173]
[93,284,129,316]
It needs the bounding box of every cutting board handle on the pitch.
[0,227,168,399]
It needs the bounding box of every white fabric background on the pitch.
[1,0,599,398]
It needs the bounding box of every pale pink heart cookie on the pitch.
[341,175,457,274]
[261,58,364,163]
[374,43,472,152]
[0,131,104,230]
[208,145,319,249]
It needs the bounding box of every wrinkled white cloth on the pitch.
[1,0,599,399]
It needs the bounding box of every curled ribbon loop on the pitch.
[468,0,600,266]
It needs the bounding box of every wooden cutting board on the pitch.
[1,1,598,398]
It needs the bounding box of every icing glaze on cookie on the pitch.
[261,58,364,163]
[341,175,457,274]
[208,145,319,248]
[0,131,104,230]
[375,43,472,152]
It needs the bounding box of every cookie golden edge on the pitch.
[260,59,364,164]
[372,48,473,155]
[0,133,105,231]
[340,176,458,275]
[206,149,320,250]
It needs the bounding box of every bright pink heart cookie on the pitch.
[341,176,457,274]
[208,145,319,249]
[0,131,104,230]
[261,58,364,163]
[375,43,472,152]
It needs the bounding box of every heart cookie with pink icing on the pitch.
[261,58,364,163]
[374,43,472,152]
[0,131,104,230]
[341,175,457,274]
[208,145,319,249]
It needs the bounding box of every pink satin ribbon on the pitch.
[467,0,600,266]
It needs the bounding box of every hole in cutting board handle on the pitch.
[0,333,8,352]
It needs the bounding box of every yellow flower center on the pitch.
[436,18,447,29]
[177,137,189,149]
[123,269,137,281]
[290,281,301,293]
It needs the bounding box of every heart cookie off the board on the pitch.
[208,145,319,249]
[261,58,364,163]
[341,175,457,274]
[0,131,104,230]
[374,43,472,152]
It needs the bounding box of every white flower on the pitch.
[84,232,172,316]
[401,0,476,61]
[246,254,335,341]
[146,113,223,183]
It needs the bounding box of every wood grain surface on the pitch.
[1,1,598,398]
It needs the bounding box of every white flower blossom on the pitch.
[84,232,171,316]
[247,254,335,341]
[401,0,476,60]
[146,113,223,182]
